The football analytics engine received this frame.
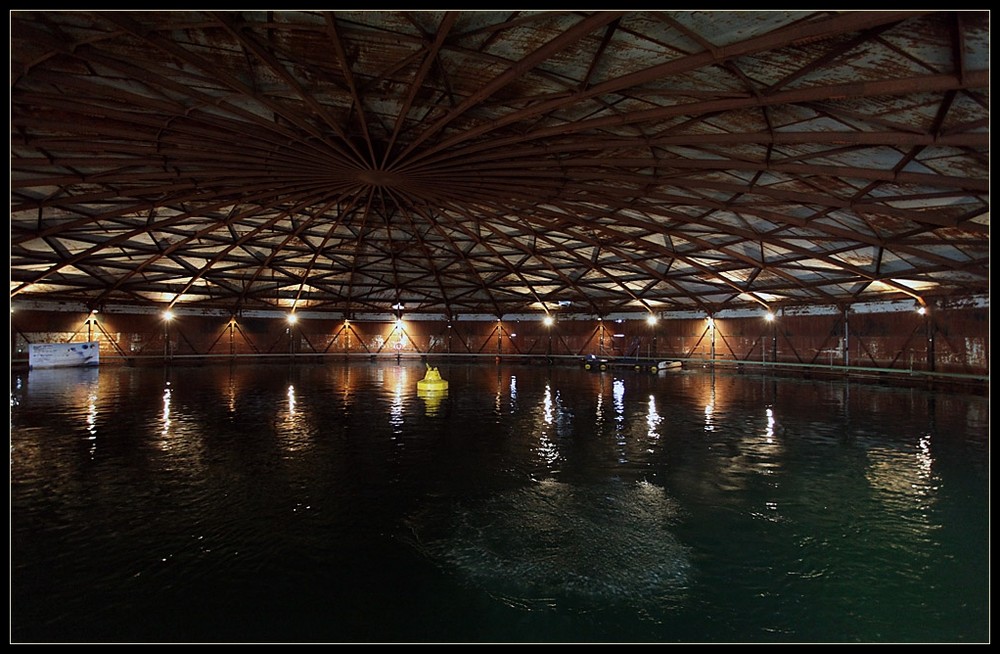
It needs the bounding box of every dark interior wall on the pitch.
[10,303,988,377]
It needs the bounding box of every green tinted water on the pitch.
[10,362,989,643]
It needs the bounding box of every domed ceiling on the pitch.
[10,10,989,318]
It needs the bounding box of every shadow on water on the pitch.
[402,477,691,615]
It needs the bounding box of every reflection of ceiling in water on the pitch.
[404,478,690,612]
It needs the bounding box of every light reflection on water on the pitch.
[9,362,989,644]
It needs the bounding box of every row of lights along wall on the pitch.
[12,304,952,376]
[157,304,932,358]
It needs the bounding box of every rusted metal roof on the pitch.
[10,10,989,317]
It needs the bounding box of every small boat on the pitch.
[28,341,100,370]
[583,354,673,374]
[583,354,611,371]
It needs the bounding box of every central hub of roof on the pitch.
[356,170,404,187]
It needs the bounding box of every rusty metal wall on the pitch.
[11,305,988,378]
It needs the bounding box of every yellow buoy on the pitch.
[417,363,449,393]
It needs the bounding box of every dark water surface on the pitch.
[10,361,989,643]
